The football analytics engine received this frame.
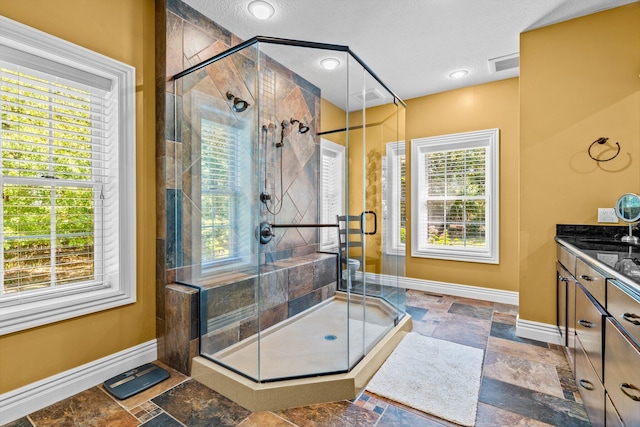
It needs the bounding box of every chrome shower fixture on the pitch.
[290,118,310,134]
[277,119,288,147]
[226,91,249,112]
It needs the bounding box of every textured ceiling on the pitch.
[183,0,638,108]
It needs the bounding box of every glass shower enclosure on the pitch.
[171,37,406,382]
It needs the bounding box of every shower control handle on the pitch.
[257,222,275,244]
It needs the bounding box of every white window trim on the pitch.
[0,16,136,335]
[411,128,499,264]
[385,141,405,256]
[319,138,345,252]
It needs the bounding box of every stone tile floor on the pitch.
[2,290,590,426]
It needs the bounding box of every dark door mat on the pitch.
[103,363,170,400]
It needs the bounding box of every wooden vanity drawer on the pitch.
[575,340,605,427]
[605,319,640,427]
[575,284,606,381]
[557,244,576,276]
[607,280,640,346]
[576,258,606,306]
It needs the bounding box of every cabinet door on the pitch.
[575,340,605,427]
[557,262,568,345]
[557,244,576,276]
[568,272,576,361]
[576,258,606,307]
[575,284,606,381]
[557,262,576,354]
[607,279,640,347]
[605,319,640,426]
[605,393,624,427]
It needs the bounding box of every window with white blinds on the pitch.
[320,139,345,251]
[0,16,136,335]
[411,129,499,264]
[384,141,406,255]
[0,65,110,294]
[201,120,239,264]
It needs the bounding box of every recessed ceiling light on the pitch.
[320,58,340,70]
[449,69,469,79]
[248,1,275,20]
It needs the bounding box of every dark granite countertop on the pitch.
[556,224,640,299]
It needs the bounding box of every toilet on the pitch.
[342,258,361,287]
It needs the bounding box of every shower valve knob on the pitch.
[262,228,274,237]
[256,222,275,244]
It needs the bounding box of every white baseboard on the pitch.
[515,316,562,345]
[0,339,157,425]
[365,274,562,345]
[401,276,519,306]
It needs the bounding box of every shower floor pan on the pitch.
[191,293,412,411]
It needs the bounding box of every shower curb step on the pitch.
[190,313,412,412]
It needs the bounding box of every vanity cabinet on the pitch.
[556,238,640,427]
[606,394,624,427]
[556,245,576,355]
[575,283,606,380]
[576,258,606,307]
[575,340,605,427]
[607,280,640,346]
[604,319,640,426]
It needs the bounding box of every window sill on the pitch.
[412,246,499,264]
[0,286,136,336]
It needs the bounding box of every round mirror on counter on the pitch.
[615,193,640,223]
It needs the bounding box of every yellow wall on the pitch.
[320,98,347,137]
[405,78,521,292]
[0,0,156,393]
[320,99,406,272]
[519,3,640,324]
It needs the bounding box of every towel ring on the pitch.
[588,137,620,162]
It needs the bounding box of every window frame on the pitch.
[319,138,345,252]
[0,16,136,336]
[199,119,246,270]
[384,141,406,256]
[411,128,499,264]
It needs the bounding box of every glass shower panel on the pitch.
[172,36,406,383]
[178,42,262,381]
[255,43,351,380]
[380,104,407,321]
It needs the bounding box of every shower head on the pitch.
[226,91,249,113]
[290,118,310,134]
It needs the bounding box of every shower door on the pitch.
[173,36,406,382]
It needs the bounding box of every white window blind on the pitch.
[384,141,405,255]
[412,129,499,264]
[0,61,115,295]
[0,15,135,335]
[320,139,345,251]
[201,119,238,264]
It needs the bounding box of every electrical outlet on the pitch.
[598,208,618,223]
[597,253,619,268]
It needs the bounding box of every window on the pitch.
[411,129,499,263]
[319,139,345,251]
[384,141,406,255]
[0,16,136,335]
[201,120,242,266]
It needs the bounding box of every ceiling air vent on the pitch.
[351,87,386,104]
[488,53,519,73]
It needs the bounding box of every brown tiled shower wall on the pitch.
[156,0,326,374]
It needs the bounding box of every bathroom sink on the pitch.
[579,237,640,247]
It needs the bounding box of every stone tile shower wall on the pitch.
[156,0,331,375]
